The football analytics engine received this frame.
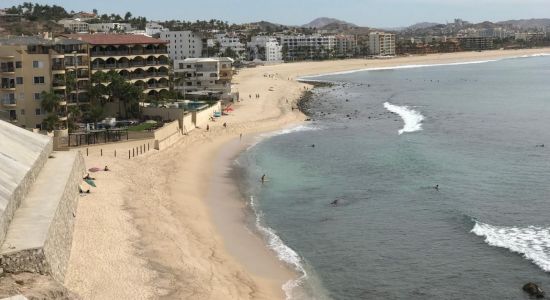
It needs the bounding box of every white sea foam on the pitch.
[246,124,322,151]
[471,221,550,272]
[383,102,425,135]
[250,196,308,299]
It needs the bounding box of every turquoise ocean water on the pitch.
[235,55,550,299]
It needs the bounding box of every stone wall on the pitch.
[43,152,84,282]
[0,152,84,283]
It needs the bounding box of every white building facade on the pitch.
[173,57,234,98]
[368,32,396,56]
[160,31,203,61]
[88,22,133,33]
[248,36,283,62]
[160,31,204,61]
[145,22,168,36]
[207,34,246,56]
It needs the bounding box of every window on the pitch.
[34,93,41,100]
[35,108,41,115]
[35,124,41,129]
[20,109,25,115]
[16,77,23,84]
[32,61,44,68]
[33,76,45,84]
[15,61,22,68]
[179,63,184,69]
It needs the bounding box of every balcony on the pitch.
[0,83,15,90]
[1,98,16,107]
[0,67,15,73]
[91,49,167,57]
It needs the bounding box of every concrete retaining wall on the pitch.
[183,114,194,134]
[192,102,222,129]
[153,120,182,151]
[43,152,84,282]
[0,121,53,246]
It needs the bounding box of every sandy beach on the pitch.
[64,47,550,299]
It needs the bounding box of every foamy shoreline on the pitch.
[64,47,550,299]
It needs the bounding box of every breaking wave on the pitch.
[471,221,550,272]
[384,102,425,135]
[250,196,308,299]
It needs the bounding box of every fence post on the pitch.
[128,150,130,159]
[115,150,117,157]
[100,149,103,156]
[86,148,88,156]
[133,148,135,157]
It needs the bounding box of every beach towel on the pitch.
[89,167,102,172]
[84,179,97,187]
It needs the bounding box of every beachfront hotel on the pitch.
[0,36,90,129]
[278,34,337,60]
[368,32,396,56]
[248,36,284,62]
[64,34,170,99]
[173,57,234,99]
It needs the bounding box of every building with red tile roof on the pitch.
[62,34,170,99]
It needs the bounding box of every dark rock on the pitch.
[523,282,545,298]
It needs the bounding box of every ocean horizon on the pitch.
[235,55,550,299]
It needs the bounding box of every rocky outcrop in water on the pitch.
[523,282,545,298]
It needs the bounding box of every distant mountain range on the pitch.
[302,17,358,29]
[496,18,550,29]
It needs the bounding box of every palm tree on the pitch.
[40,90,61,114]
[42,114,60,132]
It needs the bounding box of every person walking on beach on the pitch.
[223,122,227,128]
[206,124,209,131]
[261,174,266,183]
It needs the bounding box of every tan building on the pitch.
[369,32,396,56]
[173,57,233,99]
[0,37,90,129]
[64,34,170,99]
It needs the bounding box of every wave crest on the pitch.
[250,196,308,299]
[471,221,550,272]
[384,102,425,135]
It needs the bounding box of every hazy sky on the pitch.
[3,0,550,28]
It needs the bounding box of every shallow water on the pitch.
[236,56,550,299]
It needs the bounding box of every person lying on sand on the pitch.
[83,173,95,180]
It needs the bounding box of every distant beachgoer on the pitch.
[223,122,227,128]
[206,124,209,131]
[104,166,110,171]
[83,173,95,180]
[79,186,90,194]
[311,144,315,148]
[434,184,439,191]
[330,199,339,206]
[240,133,242,140]
[261,174,267,183]
[249,94,251,99]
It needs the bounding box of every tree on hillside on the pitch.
[124,12,132,21]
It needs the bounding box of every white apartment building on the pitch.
[58,19,89,33]
[173,57,234,98]
[368,32,396,56]
[335,35,357,58]
[160,31,204,61]
[278,34,336,60]
[145,22,168,36]
[207,34,246,56]
[248,36,283,62]
[88,23,133,33]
